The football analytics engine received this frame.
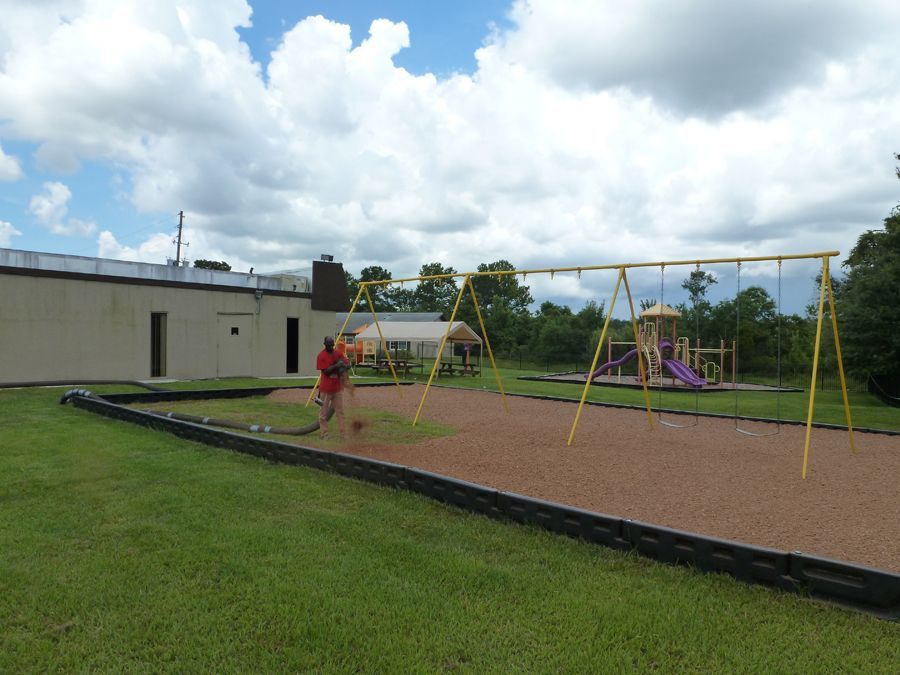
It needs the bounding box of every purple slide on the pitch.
[662,358,707,388]
[585,348,639,380]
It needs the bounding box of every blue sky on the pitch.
[1,0,515,260]
[1,0,898,316]
[237,1,513,77]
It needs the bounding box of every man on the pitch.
[316,336,348,439]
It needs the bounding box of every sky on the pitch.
[1,0,898,316]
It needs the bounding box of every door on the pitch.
[217,313,253,377]
[286,317,299,373]
[150,312,167,377]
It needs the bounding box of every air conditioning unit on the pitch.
[276,274,310,292]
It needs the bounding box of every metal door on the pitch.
[217,313,253,377]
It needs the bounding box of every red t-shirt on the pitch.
[317,348,345,393]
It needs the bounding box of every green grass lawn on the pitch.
[1,386,899,671]
[134,395,456,448]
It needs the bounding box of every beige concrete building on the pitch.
[0,248,348,384]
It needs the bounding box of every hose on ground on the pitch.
[59,388,331,435]
[139,406,332,436]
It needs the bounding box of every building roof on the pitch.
[337,311,445,334]
[355,321,482,344]
[640,303,682,318]
[0,247,310,294]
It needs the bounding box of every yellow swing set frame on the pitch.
[306,251,854,478]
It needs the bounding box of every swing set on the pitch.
[306,251,854,478]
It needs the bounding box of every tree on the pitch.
[708,286,777,373]
[357,265,396,312]
[412,262,459,312]
[836,154,900,385]
[344,270,360,308]
[529,302,573,359]
[681,269,717,309]
[193,259,231,271]
[452,261,533,356]
[388,285,417,311]
[575,300,607,356]
[469,260,533,313]
[639,298,657,312]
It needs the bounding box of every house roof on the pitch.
[355,321,482,344]
[640,303,682,318]
[336,311,444,334]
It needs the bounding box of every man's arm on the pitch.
[323,355,349,375]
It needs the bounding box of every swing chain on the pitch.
[733,258,783,437]
[776,258,782,418]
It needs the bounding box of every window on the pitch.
[150,312,167,377]
[231,326,240,336]
[387,340,410,351]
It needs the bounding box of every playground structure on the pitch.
[588,303,735,389]
[307,251,854,479]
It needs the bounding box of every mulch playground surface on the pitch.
[269,385,900,573]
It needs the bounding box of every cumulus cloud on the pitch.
[97,230,178,262]
[0,144,22,180]
[34,143,81,173]
[28,181,71,226]
[0,220,22,246]
[28,181,97,236]
[1,0,898,313]
[489,0,900,116]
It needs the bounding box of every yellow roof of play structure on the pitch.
[640,303,682,318]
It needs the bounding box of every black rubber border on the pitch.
[68,389,900,620]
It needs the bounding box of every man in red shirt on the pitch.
[316,336,348,439]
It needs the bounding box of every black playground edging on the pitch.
[67,387,900,620]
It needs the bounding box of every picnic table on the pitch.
[437,361,480,376]
[370,359,421,375]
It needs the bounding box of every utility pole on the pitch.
[173,210,189,265]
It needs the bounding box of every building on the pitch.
[0,248,348,384]
[335,311,445,338]
[354,320,482,364]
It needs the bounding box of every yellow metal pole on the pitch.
[802,258,829,479]
[367,252,842,287]
[568,267,624,446]
[413,276,470,426]
[363,285,402,397]
[466,276,508,413]
[622,269,654,428]
[306,285,365,407]
[304,377,321,408]
[824,257,856,453]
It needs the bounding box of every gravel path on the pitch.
[270,385,900,573]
